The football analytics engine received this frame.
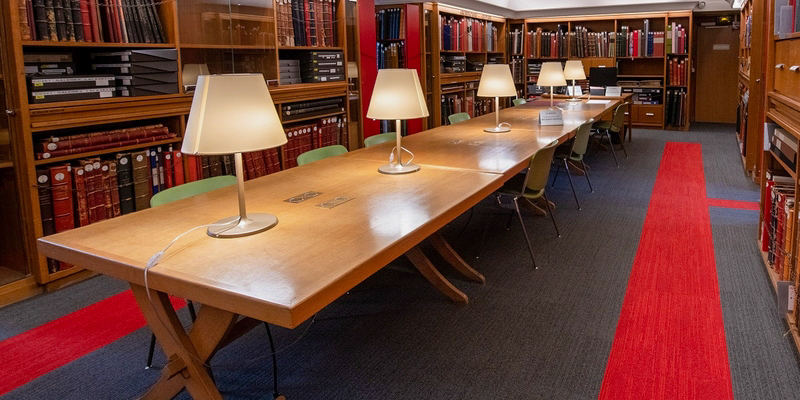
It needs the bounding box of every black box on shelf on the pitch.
[301,74,345,83]
[117,83,179,97]
[89,49,179,63]
[301,66,345,75]
[27,75,115,91]
[29,87,119,104]
[114,73,179,86]
[279,59,300,67]
[91,61,179,75]
[280,77,302,84]
[299,51,344,61]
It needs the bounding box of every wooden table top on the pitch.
[345,98,621,178]
[37,157,504,328]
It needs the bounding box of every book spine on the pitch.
[108,161,121,217]
[62,0,75,41]
[172,150,184,185]
[163,147,173,189]
[33,0,49,40]
[19,0,33,40]
[49,164,74,232]
[131,150,151,210]
[78,0,90,41]
[116,153,135,214]
[72,164,90,226]
[70,0,83,41]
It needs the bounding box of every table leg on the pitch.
[428,232,484,283]
[130,284,239,400]
[405,246,468,304]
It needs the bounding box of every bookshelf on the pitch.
[522,11,693,130]
[0,0,361,303]
[738,0,760,176]
[756,0,800,356]
[423,3,507,128]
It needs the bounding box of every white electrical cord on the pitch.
[388,146,415,166]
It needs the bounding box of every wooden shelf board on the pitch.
[768,149,798,179]
[0,160,12,169]
[278,46,344,51]
[775,32,800,42]
[180,44,276,50]
[618,74,663,78]
[0,266,27,286]
[666,53,689,56]
[767,109,800,141]
[441,88,465,94]
[759,248,780,293]
[617,56,665,59]
[667,85,688,88]
[34,137,182,165]
[22,41,175,48]
[282,110,346,124]
[28,93,185,110]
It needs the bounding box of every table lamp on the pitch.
[563,60,586,103]
[182,63,210,92]
[347,61,358,95]
[538,62,567,109]
[367,69,428,175]
[477,64,517,133]
[182,74,287,238]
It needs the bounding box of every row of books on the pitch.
[736,87,749,155]
[19,0,166,44]
[376,7,404,40]
[284,116,346,168]
[275,0,336,47]
[616,27,666,58]
[440,16,499,52]
[281,97,344,122]
[377,42,404,69]
[509,29,524,55]
[667,56,688,86]
[664,89,687,126]
[770,125,798,171]
[511,57,524,84]
[763,173,795,279]
[666,22,688,54]
[441,93,494,125]
[571,28,616,58]
[527,28,569,59]
[35,124,175,160]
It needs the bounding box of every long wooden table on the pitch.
[37,98,620,399]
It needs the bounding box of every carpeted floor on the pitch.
[1,123,798,399]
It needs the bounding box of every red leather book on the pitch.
[255,151,267,177]
[172,150,184,185]
[88,159,107,221]
[78,0,90,41]
[37,133,175,159]
[49,164,74,233]
[87,0,99,41]
[163,147,174,189]
[242,152,255,180]
[131,150,151,211]
[186,154,198,182]
[36,169,61,273]
[100,161,113,219]
[108,161,121,217]
[41,125,168,152]
[72,164,90,226]
[303,0,311,46]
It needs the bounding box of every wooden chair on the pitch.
[364,132,396,147]
[480,140,560,268]
[512,98,527,106]
[552,119,595,210]
[297,144,348,165]
[591,102,629,167]
[145,175,237,369]
[447,112,471,125]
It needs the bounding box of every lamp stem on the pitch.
[495,96,500,128]
[572,79,576,98]
[550,87,554,108]
[395,119,402,166]
[234,152,247,219]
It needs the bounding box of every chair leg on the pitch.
[264,323,283,400]
[542,192,561,238]
[563,159,580,210]
[618,135,629,158]
[551,160,562,187]
[145,333,156,369]
[505,207,515,230]
[512,197,537,269]
[581,160,594,193]
[476,195,500,258]
[605,131,619,167]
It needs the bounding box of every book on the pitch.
[49,164,74,232]
[35,169,61,273]
[73,164,90,226]
[131,150,150,210]
[116,152,135,214]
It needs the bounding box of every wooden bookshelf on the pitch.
[522,11,693,130]
[0,0,361,303]
[737,0,759,177]
[422,2,507,128]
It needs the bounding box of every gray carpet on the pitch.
[2,123,799,399]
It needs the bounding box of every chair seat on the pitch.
[555,149,583,162]
[497,173,545,199]
[592,120,612,130]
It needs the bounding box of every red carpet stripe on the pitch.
[599,142,734,399]
[707,198,760,211]
[0,290,186,396]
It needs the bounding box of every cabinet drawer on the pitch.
[626,106,639,123]
[774,40,800,103]
[637,105,663,125]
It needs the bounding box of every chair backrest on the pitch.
[297,144,348,165]
[523,140,560,193]
[609,102,629,133]
[570,118,595,157]
[447,112,471,125]
[364,132,396,147]
[150,175,237,208]
[512,98,527,106]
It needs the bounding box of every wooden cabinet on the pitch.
[773,40,800,103]
[637,105,663,125]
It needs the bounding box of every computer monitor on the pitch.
[589,67,618,88]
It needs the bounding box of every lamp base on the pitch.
[565,98,582,103]
[484,125,511,133]
[378,163,420,174]
[207,213,278,238]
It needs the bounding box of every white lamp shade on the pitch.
[477,64,516,97]
[367,69,429,120]
[182,63,210,87]
[563,60,586,80]
[182,74,287,155]
[538,62,567,87]
[347,62,359,78]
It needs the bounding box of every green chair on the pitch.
[512,98,527,106]
[447,112,471,125]
[145,175,237,368]
[480,140,560,269]
[364,132,396,147]
[591,102,629,167]
[552,118,595,210]
[297,144,348,165]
